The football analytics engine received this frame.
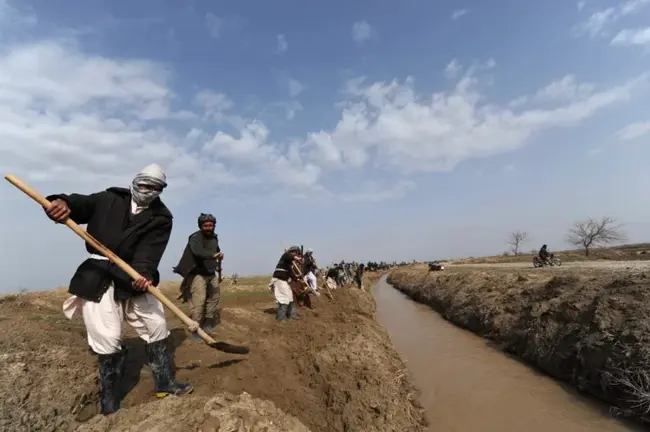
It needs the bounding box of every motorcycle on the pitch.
[533,253,562,268]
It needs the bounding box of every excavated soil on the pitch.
[0,275,424,432]
[388,264,650,424]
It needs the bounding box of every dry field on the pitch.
[0,274,424,432]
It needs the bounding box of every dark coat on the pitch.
[47,187,173,302]
[172,231,221,302]
[272,252,295,281]
[302,255,317,274]
[172,231,220,279]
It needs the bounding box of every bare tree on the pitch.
[566,216,627,256]
[507,231,529,256]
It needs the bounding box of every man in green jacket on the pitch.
[173,213,223,337]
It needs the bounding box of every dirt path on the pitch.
[447,260,650,272]
[0,278,425,432]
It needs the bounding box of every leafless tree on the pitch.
[507,231,529,256]
[566,216,627,256]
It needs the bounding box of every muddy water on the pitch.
[372,276,644,432]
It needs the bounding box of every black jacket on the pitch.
[173,231,221,278]
[272,252,295,281]
[47,187,173,302]
[302,255,318,274]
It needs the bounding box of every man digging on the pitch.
[46,164,196,418]
[174,213,223,340]
[302,248,321,296]
[269,246,303,321]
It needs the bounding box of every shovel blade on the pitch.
[208,341,250,354]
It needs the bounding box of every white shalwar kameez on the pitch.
[61,201,169,355]
[269,277,293,305]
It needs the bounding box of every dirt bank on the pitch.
[453,243,650,265]
[387,264,650,424]
[0,275,424,432]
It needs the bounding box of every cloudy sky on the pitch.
[1,0,650,291]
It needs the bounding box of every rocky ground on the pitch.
[0,273,425,432]
[388,262,650,425]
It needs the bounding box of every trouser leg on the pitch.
[203,276,221,332]
[276,302,289,320]
[188,275,208,325]
[81,285,126,415]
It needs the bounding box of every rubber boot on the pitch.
[145,338,193,398]
[276,303,289,321]
[287,301,300,319]
[203,311,221,334]
[97,348,126,415]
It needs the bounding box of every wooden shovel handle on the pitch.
[3,174,216,345]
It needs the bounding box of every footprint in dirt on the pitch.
[70,389,100,422]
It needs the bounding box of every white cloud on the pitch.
[288,78,305,97]
[507,75,596,107]
[610,27,650,46]
[534,75,596,103]
[444,59,462,79]
[0,0,37,29]
[1,3,648,209]
[281,101,303,120]
[579,0,650,38]
[616,120,650,140]
[577,1,587,11]
[304,71,649,174]
[451,9,469,20]
[276,34,288,53]
[204,13,222,38]
[444,58,495,81]
[0,39,321,200]
[351,20,373,44]
[193,90,234,123]
[203,12,244,39]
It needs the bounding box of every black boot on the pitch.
[145,338,193,398]
[97,348,126,415]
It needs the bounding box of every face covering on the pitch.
[130,171,166,207]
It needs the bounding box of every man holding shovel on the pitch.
[174,213,223,339]
[269,246,303,320]
[44,164,197,417]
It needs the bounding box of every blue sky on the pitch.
[1,0,650,291]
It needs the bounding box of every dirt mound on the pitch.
[0,276,425,431]
[77,392,310,432]
[388,266,650,424]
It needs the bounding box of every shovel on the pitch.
[4,174,249,355]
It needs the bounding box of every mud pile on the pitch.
[0,279,425,431]
[388,266,650,423]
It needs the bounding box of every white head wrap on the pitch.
[130,163,167,206]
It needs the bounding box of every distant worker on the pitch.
[538,244,551,265]
[355,263,365,290]
[303,248,320,296]
[269,246,303,321]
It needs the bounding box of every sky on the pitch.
[1,0,650,292]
